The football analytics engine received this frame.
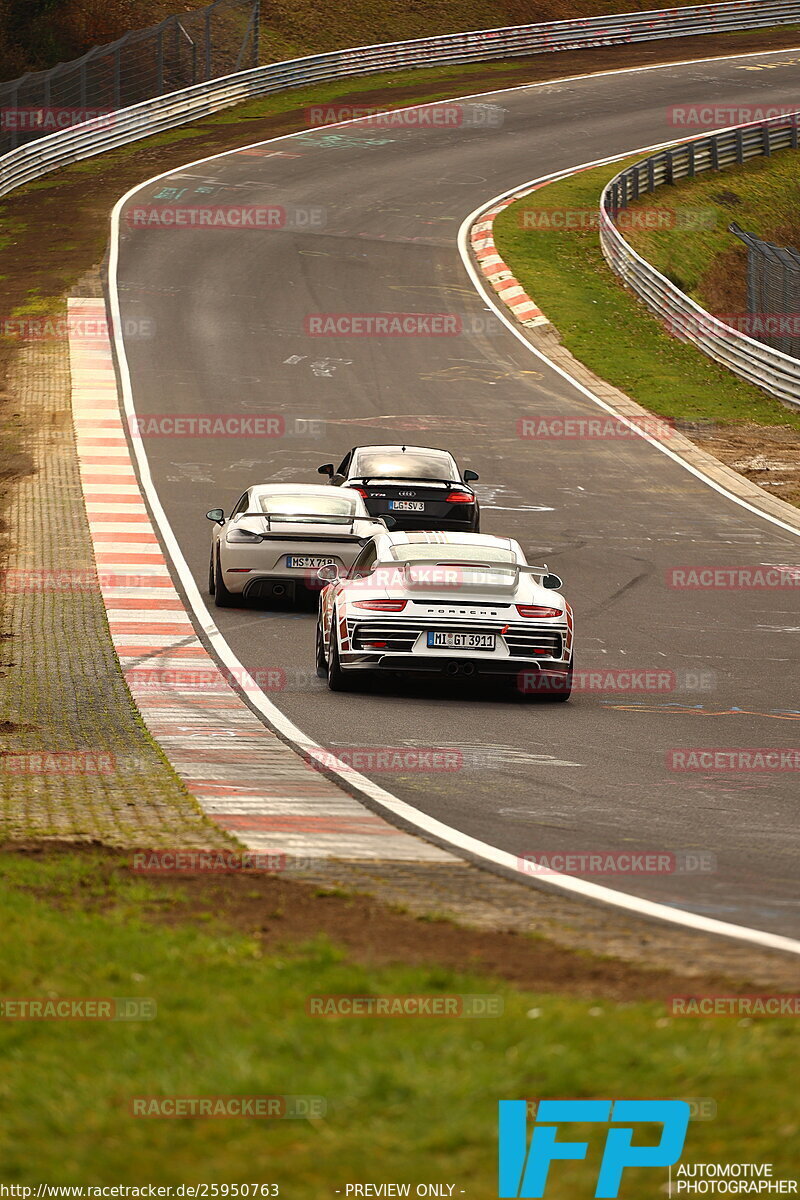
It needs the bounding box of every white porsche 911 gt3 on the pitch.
[315,530,574,698]
[206,484,389,607]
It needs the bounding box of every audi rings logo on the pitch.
[399,490,416,497]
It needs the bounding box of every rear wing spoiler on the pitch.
[389,558,554,588]
[239,512,384,534]
[355,477,455,487]
[392,557,550,578]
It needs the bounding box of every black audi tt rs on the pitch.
[318,444,480,532]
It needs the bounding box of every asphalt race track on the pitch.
[113,48,800,938]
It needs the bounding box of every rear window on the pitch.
[256,494,356,516]
[355,450,458,481]
[391,545,515,565]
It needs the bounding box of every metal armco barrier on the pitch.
[1,0,800,205]
[600,116,800,406]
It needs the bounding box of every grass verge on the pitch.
[621,144,800,316]
[0,845,797,1190]
[493,159,800,430]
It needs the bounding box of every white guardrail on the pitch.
[1,0,800,203]
[600,116,800,407]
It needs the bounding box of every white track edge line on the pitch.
[106,51,800,955]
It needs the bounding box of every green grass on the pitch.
[0,849,797,1192]
[493,160,800,428]
[621,145,800,304]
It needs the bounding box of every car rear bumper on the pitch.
[239,572,321,599]
[340,652,572,677]
[376,513,477,531]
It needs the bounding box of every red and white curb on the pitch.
[68,297,454,865]
[470,184,551,329]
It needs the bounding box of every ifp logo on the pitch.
[498,1099,690,1198]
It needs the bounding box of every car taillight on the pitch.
[352,600,407,612]
[351,487,369,499]
[446,491,474,503]
[515,605,562,618]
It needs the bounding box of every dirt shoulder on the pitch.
[7,841,798,994]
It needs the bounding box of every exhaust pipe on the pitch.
[272,584,286,597]
[445,661,476,677]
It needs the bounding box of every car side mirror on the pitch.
[206,508,225,524]
[317,564,340,583]
[463,469,479,482]
[381,515,397,530]
[318,464,334,477]
[543,573,563,590]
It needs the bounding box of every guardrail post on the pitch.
[710,137,719,170]
[792,119,799,150]
[687,141,695,177]
[157,27,165,92]
[113,45,122,108]
[762,124,771,155]
[205,8,213,80]
[665,148,673,185]
[253,0,261,67]
[8,83,18,150]
[647,157,655,192]
[735,128,744,163]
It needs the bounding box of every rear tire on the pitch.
[519,662,573,702]
[315,622,327,679]
[213,548,236,608]
[327,620,356,692]
[544,662,573,703]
